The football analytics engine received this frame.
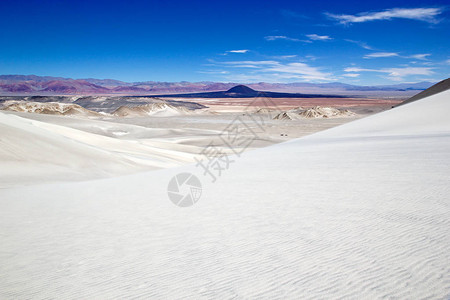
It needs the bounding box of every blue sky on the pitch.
[0,0,448,84]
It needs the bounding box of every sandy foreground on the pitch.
[0,92,449,298]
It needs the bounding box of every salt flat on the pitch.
[0,90,449,298]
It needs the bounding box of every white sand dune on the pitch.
[3,110,223,141]
[0,90,449,298]
[0,112,205,187]
[1,101,101,117]
[113,103,192,117]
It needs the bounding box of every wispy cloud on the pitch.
[409,53,431,60]
[364,52,399,59]
[264,35,306,42]
[305,55,318,61]
[265,34,332,42]
[326,7,444,25]
[223,60,279,68]
[267,62,332,80]
[306,34,332,41]
[219,60,332,81]
[344,67,369,73]
[344,39,374,50]
[344,66,434,80]
[226,49,250,54]
[270,55,298,59]
[343,73,360,78]
[344,40,431,61]
[197,70,230,75]
[363,52,432,60]
[384,67,434,80]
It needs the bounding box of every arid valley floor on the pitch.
[0,93,401,187]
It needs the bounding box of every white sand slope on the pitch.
[0,90,449,298]
[0,113,201,187]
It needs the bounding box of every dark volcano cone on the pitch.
[226,85,257,95]
[145,84,347,98]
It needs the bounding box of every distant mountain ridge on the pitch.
[151,85,346,98]
[399,78,450,106]
[0,74,435,97]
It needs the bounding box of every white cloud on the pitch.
[271,55,298,59]
[409,53,431,60]
[344,66,434,80]
[224,60,280,68]
[363,52,432,60]
[343,73,360,78]
[364,52,399,59]
[265,35,300,42]
[326,7,444,24]
[226,50,249,54]
[344,39,374,50]
[305,55,318,61]
[446,59,450,65]
[197,70,230,74]
[306,34,332,41]
[384,67,434,78]
[220,60,332,81]
[266,62,332,80]
[344,67,369,73]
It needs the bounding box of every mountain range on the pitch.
[153,85,347,98]
[0,75,434,97]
